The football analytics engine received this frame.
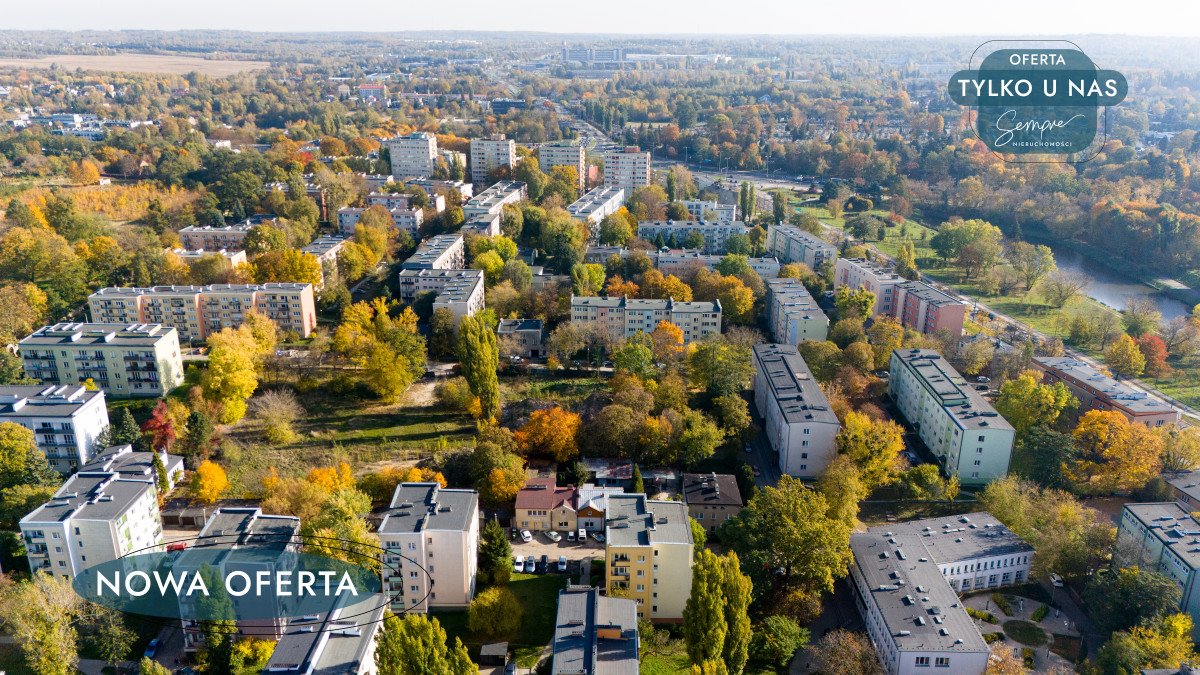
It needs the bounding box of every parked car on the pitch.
[976,376,991,384]
[557,556,568,572]
[143,639,160,659]
[577,528,586,542]
[567,530,576,542]
[538,555,550,573]
[524,557,536,573]
[744,444,754,454]
[1050,572,1064,587]
[592,532,605,543]
[545,531,562,543]
[520,530,533,543]
[513,555,524,573]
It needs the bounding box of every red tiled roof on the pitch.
[514,477,576,510]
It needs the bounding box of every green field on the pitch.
[433,573,568,668]
[501,374,609,408]
[641,642,779,675]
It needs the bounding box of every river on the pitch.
[1040,241,1192,319]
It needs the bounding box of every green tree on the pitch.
[1084,566,1181,634]
[752,615,808,668]
[834,286,876,320]
[139,657,171,674]
[1008,242,1057,291]
[1013,426,1077,489]
[375,613,474,674]
[631,463,645,494]
[898,464,959,501]
[0,573,81,675]
[1106,333,1147,377]
[894,238,919,280]
[690,516,708,549]
[836,411,904,490]
[468,586,523,637]
[109,408,143,448]
[571,263,605,296]
[688,337,754,398]
[458,315,500,420]
[994,372,1078,436]
[177,410,215,468]
[428,308,458,360]
[479,518,512,587]
[684,549,752,673]
[798,341,843,382]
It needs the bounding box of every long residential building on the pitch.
[178,222,255,250]
[681,199,737,222]
[88,283,317,343]
[378,483,480,613]
[0,384,108,474]
[170,248,248,268]
[396,269,485,323]
[605,494,693,622]
[1115,502,1200,638]
[636,220,752,254]
[765,278,830,345]
[567,186,626,234]
[337,205,424,236]
[1032,356,1180,427]
[462,180,527,219]
[752,343,840,478]
[551,586,639,675]
[570,296,721,345]
[19,322,184,398]
[849,531,990,675]
[470,136,516,187]
[834,257,906,318]
[834,258,967,335]
[766,224,838,270]
[888,349,1014,485]
[264,591,387,675]
[400,233,465,271]
[602,147,651,192]
[81,443,184,491]
[20,468,164,580]
[539,140,586,190]
[387,131,438,178]
[584,246,779,279]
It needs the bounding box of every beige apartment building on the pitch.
[538,140,587,189]
[88,283,317,343]
[387,131,438,178]
[470,136,516,187]
[178,222,256,250]
[605,494,693,622]
[834,257,907,318]
[378,483,480,613]
[765,223,838,270]
[570,296,721,346]
[19,322,184,398]
[602,147,651,192]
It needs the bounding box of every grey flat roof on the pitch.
[1121,502,1200,570]
[498,318,543,332]
[842,257,903,281]
[21,471,152,524]
[898,280,963,308]
[767,278,824,313]
[401,234,463,269]
[0,384,103,417]
[266,592,388,674]
[378,483,477,534]
[301,235,351,256]
[20,322,176,348]
[1166,470,1200,505]
[604,494,691,547]
[81,445,184,482]
[682,473,743,508]
[893,349,1013,432]
[851,532,989,655]
[752,343,839,426]
[1034,356,1176,415]
[552,586,638,675]
[866,512,1032,564]
[770,224,837,251]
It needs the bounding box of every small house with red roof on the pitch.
[514,477,577,532]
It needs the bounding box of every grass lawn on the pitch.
[1002,619,1049,647]
[642,642,779,675]
[433,573,568,668]
[501,374,609,408]
[798,204,893,230]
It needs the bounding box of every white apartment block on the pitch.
[654,250,780,279]
[178,222,256,250]
[463,213,502,237]
[602,147,651,192]
[765,278,830,345]
[403,178,473,202]
[301,234,351,267]
[88,283,317,343]
[538,141,586,189]
[1116,502,1200,639]
[463,180,527,219]
[170,248,248,268]
[337,206,424,237]
[400,233,465,271]
[567,187,626,237]
[21,469,163,580]
[368,191,446,214]
[19,322,185,398]
[470,136,516,187]
[752,343,840,478]
[888,349,1015,485]
[766,224,838,270]
[0,385,108,474]
[605,494,693,622]
[850,531,990,675]
[405,269,485,323]
[387,131,438,178]
[82,444,184,492]
[570,296,721,346]
[834,257,907,318]
[867,513,1034,593]
[681,200,737,222]
[379,483,480,613]
[636,221,753,254]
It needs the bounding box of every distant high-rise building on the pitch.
[602,147,651,192]
[387,132,438,179]
[470,136,516,187]
[539,140,586,189]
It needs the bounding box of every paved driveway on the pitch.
[511,532,604,563]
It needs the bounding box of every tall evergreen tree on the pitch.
[478,519,512,586]
[631,464,645,494]
[683,549,728,665]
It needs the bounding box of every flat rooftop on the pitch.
[866,512,1033,564]
[378,483,477,534]
[1121,502,1200,570]
[0,384,102,417]
[898,280,964,308]
[604,494,691,548]
[851,532,989,655]
[401,234,463,269]
[770,224,837,251]
[893,349,1012,432]
[20,322,176,348]
[21,471,152,524]
[551,586,638,675]
[682,473,743,508]
[841,257,903,281]
[567,186,625,216]
[266,592,388,674]
[302,235,351,256]
[1034,356,1177,415]
[498,318,543,332]
[81,444,184,481]
[753,343,839,426]
[465,181,526,209]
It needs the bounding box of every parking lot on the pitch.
[511,530,605,564]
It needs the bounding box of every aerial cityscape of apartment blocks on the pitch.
[601,147,651,192]
[766,223,838,270]
[386,131,438,178]
[570,295,721,345]
[888,349,1015,485]
[538,140,587,189]
[752,343,840,478]
[1032,356,1181,427]
[469,135,516,186]
[635,220,752,254]
[378,483,480,613]
[88,283,317,343]
[0,385,109,474]
[400,233,465,271]
[765,278,830,345]
[604,494,693,621]
[19,322,185,398]
[20,469,164,580]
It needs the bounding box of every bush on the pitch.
[435,376,474,412]
[751,615,809,668]
[1021,647,1035,668]
[991,593,1014,616]
[1031,604,1049,622]
[983,632,1005,644]
[967,607,998,624]
[468,586,523,637]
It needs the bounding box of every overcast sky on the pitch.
[5,0,1200,36]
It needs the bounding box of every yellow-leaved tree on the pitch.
[191,460,229,504]
[1067,410,1163,494]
